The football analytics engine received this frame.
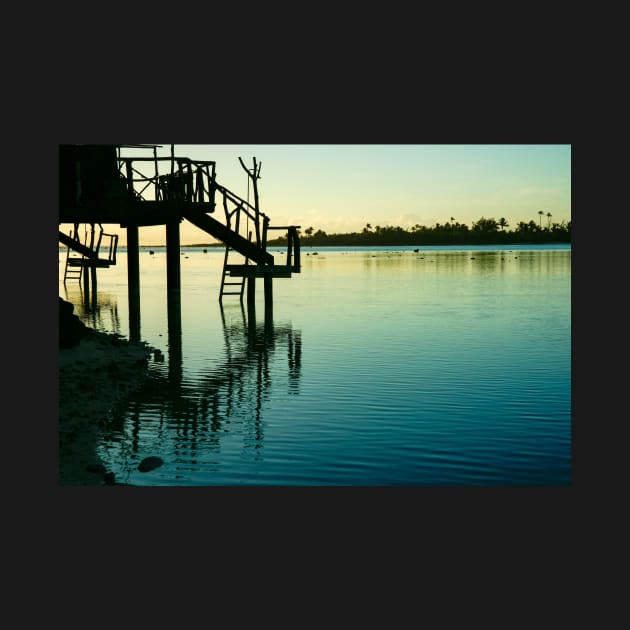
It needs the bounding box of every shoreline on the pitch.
[59,330,152,486]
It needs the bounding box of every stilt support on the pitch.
[166,220,181,292]
[127,225,141,342]
[264,275,273,321]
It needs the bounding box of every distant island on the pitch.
[264,216,571,247]
[137,216,571,248]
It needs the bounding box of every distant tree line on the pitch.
[268,214,571,246]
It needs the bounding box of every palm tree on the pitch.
[498,217,509,231]
[546,212,552,229]
[538,210,544,228]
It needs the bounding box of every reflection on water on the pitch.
[61,245,570,485]
[61,286,123,336]
[97,301,302,485]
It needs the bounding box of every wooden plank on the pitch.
[66,258,112,268]
[59,199,215,226]
[58,231,98,258]
[225,264,292,278]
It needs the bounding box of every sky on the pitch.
[62,144,571,246]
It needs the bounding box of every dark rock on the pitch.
[85,463,106,474]
[59,297,90,348]
[138,456,164,472]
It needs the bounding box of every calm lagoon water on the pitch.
[59,244,571,486]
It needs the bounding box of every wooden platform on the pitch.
[224,264,294,278]
[66,258,113,268]
[59,199,216,227]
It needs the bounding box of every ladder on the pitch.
[64,257,84,284]
[62,224,118,286]
[63,227,88,285]
[219,244,249,302]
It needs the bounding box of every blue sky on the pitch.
[74,144,572,246]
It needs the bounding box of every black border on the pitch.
[20,56,582,581]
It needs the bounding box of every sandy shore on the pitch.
[59,330,152,486]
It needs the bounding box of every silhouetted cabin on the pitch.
[60,144,125,208]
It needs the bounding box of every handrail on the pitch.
[101,231,118,264]
[267,226,301,272]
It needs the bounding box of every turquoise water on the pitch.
[59,244,571,485]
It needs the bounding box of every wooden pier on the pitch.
[59,145,301,341]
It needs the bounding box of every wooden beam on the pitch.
[58,231,98,258]
[224,264,292,278]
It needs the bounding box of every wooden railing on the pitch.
[266,226,301,272]
[117,156,217,207]
[115,151,299,269]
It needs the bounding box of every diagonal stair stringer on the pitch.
[182,208,274,266]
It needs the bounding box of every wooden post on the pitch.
[127,224,141,342]
[247,275,256,321]
[286,230,293,267]
[167,289,182,387]
[90,264,97,306]
[264,275,273,321]
[252,159,261,245]
[87,223,97,307]
[239,157,262,247]
[196,166,204,203]
[83,260,90,306]
[292,228,301,272]
[166,219,182,356]
[262,216,269,253]
[166,220,181,292]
